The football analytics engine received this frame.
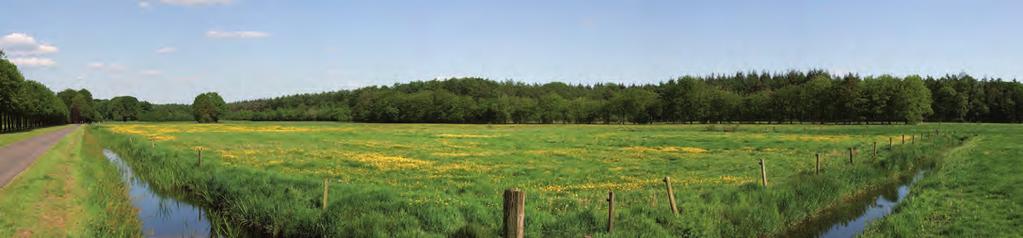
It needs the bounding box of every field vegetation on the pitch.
[97,121,965,237]
[0,127,140,237]
[861,124,1023,237]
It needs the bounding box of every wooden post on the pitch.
[912,135,915,144]
[197,148,202,167]
[872,141,877,159]
[848,148,854,164]
[663,177,678,215]
[606,191,615,233]
[759,159,768,188]
[503,189,525,238]
[322,178,329,210]
[815,153,821,174]
[901,135,906,144]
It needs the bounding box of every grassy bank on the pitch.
[0,127,140,237]
[0,125,69,147]
[861,124,1023,237]
[95,122,964,237]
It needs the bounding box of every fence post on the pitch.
[815,153,821,174]
[912,135,915,144]
[848,147,854,165]
[872,141,877,159]
[503,189,525,238]
[663,177,679,215]
[889,137,893,150]
[901,135,906,144]
[323,178,329,210]
[607,191,615,233]
[196,148,203,167]
[759,159,768,188]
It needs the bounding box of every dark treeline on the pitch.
[225,70,1023,124]
[1,52,69,132]
[6,48,1023,127]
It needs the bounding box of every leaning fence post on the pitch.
[323,178,329,210]
[503,189,525,238]
[606,191,615,233]
[663,177,679,215]
[759,159,768,188]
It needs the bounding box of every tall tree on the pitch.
[109,96,141,122]
[192,92,227,123]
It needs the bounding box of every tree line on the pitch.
[225,70,1023,124]
[5,48,1023,127]
[1,52,69,132]
[1,52,221,131]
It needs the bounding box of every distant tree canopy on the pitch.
[1,55,68,132]
[57,89,100,123]
[108,96,141,122]
[222,71,1022,124]
[6,65,1023,126]
[192,92,226,123]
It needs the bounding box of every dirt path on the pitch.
[0,125,79,188]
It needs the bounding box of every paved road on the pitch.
[0,125,79,188]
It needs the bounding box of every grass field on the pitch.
[93,122,970,237]
[0,127,140,237]
[861,124,1023,237]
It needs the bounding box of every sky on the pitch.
[1,0,1021,104]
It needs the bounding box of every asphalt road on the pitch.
[0,125,79,188]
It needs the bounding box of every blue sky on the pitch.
[1,0,1021,103]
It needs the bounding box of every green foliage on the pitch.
[192,92,227,123]
[862,126,1023,237]
[108,96,141,122]
[57,89,99,123]
[217,71,1023,124]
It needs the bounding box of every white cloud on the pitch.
[206,30,269,39]
[160,0,232,6]
[0,33,59,56]
[140,69,163,76]
[139,1,152,8]
[9,57,56,68]
[155,47,177,54]
[88,62,127,72]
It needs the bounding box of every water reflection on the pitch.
[784,170,928,238]
[104,149,212,238]
[816,171,925,238]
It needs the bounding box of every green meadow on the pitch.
[862,124,1023,237]
[92,122,981,237]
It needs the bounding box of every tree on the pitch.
[932,84,967,121]
[109,96,141,122]
[1,58,25,131]
[192,92,227,123]
[895,75,933,124]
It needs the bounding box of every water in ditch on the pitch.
[104,149,213,237]
[784,169,928,238]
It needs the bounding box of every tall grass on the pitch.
[91,123,965,237]
[79,129,142,236]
